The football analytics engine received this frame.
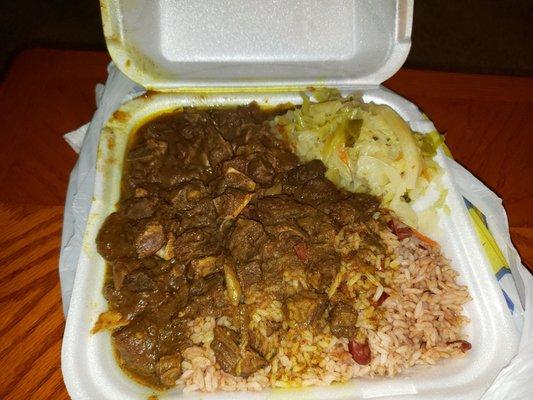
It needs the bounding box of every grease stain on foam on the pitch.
[107,135,116,151]
[112,110,131,123]
[106,34,121,46]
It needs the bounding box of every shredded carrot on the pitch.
[412,229,438,247]
[339,148,349,165]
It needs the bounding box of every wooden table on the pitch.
[0,49,531,399]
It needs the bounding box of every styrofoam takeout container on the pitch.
[62,1,520,399]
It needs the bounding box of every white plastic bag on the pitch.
[59,65,142,312]
[59,65,533,398]
[447,160,533,400]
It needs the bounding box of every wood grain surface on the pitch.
[0,49,531,399]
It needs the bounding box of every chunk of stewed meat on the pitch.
[211,167,256,195]
[167,180,208,211]
[187,255,222,279]
[235,261,262,290]
[247,155,275,185]
[134,222,166,258]
[286,159,326,185]
[122,196,159,220]
[128,139,168,163]
[306,254,340,292]
[114,318,190,386]
[111,259,141,289]
[227,218,266,263]
[330,303,358,338]
[183,272,229,318]
[247,319,282,361]
[171,228,219,264]
[167,272,190,311]
[96,213,136,261]
[291,178,344,205]
[156,354,182,387]
[126,140,168,186]
[296,215,337,244]
[123,270,155,292]
[207,104,270,140]
[255,195,315,225]
[179,197,217,230]
[220,156,249,176]
[113,319,160,379]
[285,291,328,326]
[266,222,308,241]
[239,348,268,377]
[327,195,380,226]
[189,272,222,297]
[204,129,233,167]
[156,232,176,260]
[213,190,254,220]
[211,326,266,377]
[159,165,204,188]
[103,285,146,320]
[211,326,242,374]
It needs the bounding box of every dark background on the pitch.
[1,0,532,79]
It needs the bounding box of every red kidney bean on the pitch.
[374,291,390,307]
[348,339,371,365]
[448,340,472,352]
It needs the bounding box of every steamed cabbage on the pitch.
[272,89,445,227]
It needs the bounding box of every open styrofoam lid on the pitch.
[101,0,413,90]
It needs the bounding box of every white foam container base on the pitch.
[62,87,519,400]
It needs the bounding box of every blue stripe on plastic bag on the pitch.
[463,197,515,313]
